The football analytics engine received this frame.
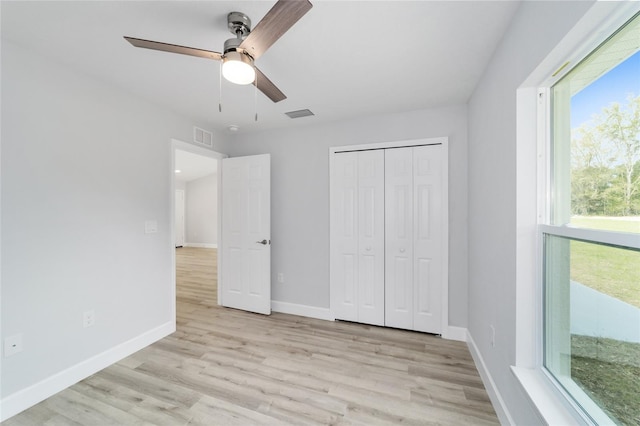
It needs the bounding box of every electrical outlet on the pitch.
[4,334,23,357]
[144,220,158,234]
[490,325,496,347]
[83,310,95,328]
[277,273,284,283]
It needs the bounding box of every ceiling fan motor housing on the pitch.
[227,11,251,37]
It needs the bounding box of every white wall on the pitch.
[466,1,595,423]
[226,106,468,327]
[185,173,218,246]
[0,40,227,415]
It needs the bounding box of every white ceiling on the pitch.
[1,1,520,134]
[175,149,217,183]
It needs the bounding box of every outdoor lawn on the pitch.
[570,216,640,308]
[569,216,639,425]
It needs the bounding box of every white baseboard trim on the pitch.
[183,243,217,249]
[466,331,514,425]
[271,300,336,321]
[0,321,175,422]
[442,325,467,342]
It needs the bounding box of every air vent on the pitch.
[285,109,315,119]
[193,126,213,147]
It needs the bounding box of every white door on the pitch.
[385,145,443,334]
[330,151,384,325]
[412,145,443,334]
[175,190,185,247]
[385,147,414,330]
[330,152,359,322]
[356,151,384,326]
[221,154,271,315]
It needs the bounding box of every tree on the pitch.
[598,95,640,215]
[571,94,640,216]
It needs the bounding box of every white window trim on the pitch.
[513,2,640,425]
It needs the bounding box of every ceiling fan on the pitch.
[124,0,312,103]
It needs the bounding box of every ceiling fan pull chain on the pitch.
[218,62,223,113]
[254,71,258,122]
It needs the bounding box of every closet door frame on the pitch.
[329,137,451,338]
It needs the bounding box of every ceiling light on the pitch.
[222,51,255,85]
[175,169,181,173]
[228,125,239,132]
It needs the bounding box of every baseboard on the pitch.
[466,331,514,425]
[0,321,175,422]
[271,300,336,321]
[442,325,467,342]
[184,243,217,249]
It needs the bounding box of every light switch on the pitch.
[145,220,158,234]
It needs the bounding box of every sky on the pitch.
[571,50,640,128]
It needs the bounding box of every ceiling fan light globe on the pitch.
[222,52,256,85]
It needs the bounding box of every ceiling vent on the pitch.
[193,126,213,148]
[285,109,315,119]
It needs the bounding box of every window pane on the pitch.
[544,234,640,424]
[551,13,640,232]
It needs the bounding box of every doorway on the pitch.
[171,139,225,314]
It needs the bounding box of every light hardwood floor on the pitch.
[4,247,499,425]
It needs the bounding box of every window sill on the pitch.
[511,366,583,425]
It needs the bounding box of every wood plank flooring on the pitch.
[4,247,499,425]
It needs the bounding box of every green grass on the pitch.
[565,217,639,424]
[571,216,640,234]
[569,216,640,308]
[572,335,640,425]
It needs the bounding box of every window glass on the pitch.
[551,13,640,232]
[544,235,640,425]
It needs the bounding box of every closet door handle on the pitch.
[256,239,269,245]
[399,248,405,253]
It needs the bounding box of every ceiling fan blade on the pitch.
[254,67,286,103]
[240,0,312,59]
[124,36,222,61]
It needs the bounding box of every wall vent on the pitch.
[193,126,213,148]
[285,109,315,119]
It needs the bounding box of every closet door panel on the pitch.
[357,151,385,325]
[385,147,414,330]
[330,153,359,321]
[413,145,443,334]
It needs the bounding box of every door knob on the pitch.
[256,239,269,245]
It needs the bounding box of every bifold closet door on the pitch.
[385,147,414,330]
[330,150,384,325]
[385,145,443,334]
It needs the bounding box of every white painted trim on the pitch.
[183,243,218,249]
[440,139,449,340]
[540,224,640,249]
[0,321,174,422]
[330,136,448,155]
[466,331,515,426]
[271,300,336,322]
[442,326,467,342]
[175,189,186,248]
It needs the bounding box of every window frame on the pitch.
[512,3,640,425]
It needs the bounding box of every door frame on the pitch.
[175,189,186,247]
[329,137,452,339]
[170,138,227,321]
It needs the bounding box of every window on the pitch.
[543,12,640,425]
